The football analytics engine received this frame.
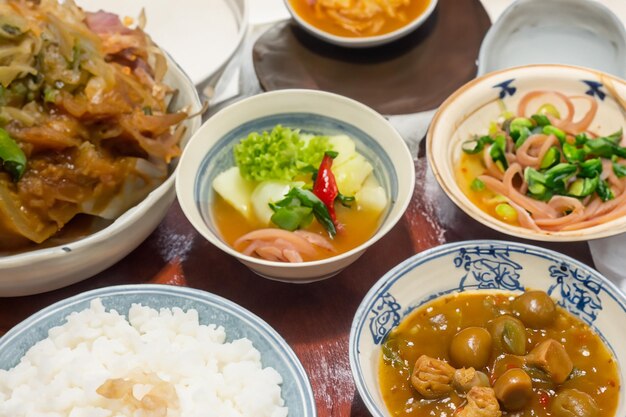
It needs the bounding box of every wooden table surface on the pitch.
[0,139,594,416]
[0,0,596,414]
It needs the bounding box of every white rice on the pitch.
[0,299,288,417]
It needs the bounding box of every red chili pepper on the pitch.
[313,152,339,226]
[538,390,550,407]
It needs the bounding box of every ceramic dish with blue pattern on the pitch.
[428,64,626,242]
[176,90,414,283]
[0,285,316,417]
[349,240,626,417]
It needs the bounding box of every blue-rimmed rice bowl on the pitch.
[0,284,316,417]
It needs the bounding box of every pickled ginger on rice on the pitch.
[0,0,188,249]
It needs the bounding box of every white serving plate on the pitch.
[0,55,203,297]
[76,0,249,85]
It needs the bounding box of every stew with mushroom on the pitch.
[379,290,619,416]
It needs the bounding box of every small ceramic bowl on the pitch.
[427,64,626,242]
[477,0,626,77]
[0,55,203,297]
[350,240,626,417]
[282,0,438,48]
[176,89,415,283]
[0,285,316,417]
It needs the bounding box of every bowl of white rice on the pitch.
[0,285,316,417]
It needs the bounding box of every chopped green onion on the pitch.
[568,177,598,198]
[574,133,589,146]
[531,114,551,127]
[562,143,585,163]
[471,178,485,191]
[539,146,561,169]
[495,203,518,222]
[537,103,561,118]
[462,135,493,154]
[524,167,550,199]
[545,163,577,192]
[613,162,626,178]
[462,139,484,154]
[596,179,614,202]
[584,135,626,159]
[513,127,532,149]
[543,125,566,143]
[579,158,602,178]
[510,117,533,132]
[490,134,508,171]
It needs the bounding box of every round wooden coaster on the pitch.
[252,0,491,115]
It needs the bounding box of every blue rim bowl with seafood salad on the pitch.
[176,89,415,283]
[350,240,625,417]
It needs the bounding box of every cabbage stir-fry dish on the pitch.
[0,0,188,250]
[288,0,431,37]
[457,90,626,232]
[212,125,388,263]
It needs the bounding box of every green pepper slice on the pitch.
[0,128,26,181]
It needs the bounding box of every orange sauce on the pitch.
[379,292,620,416]
[288,0,432,38]
[455,152,522,227]
[212,195,383,260]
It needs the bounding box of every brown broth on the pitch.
[379,292,620,416]
[212,195,384,260]
[288,0,432,38]
[455,152,522,227]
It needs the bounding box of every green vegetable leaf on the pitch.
[234,125,331,181]
[584,135,626,159]
[270,206,313,231]
[336,192,355,208]
[613,162,626,178]
[531,114,551,127]
[574,133,589,146]
[579,159,602,178]
[545,163,577,192]
[543,125,566,144]
[490,134,508,171]
[381,337,408,372]
[462,135,493,154]
[0,128,26,181]
[562,143,585,163]
[513,127,532,149]
[597,179,614,202]
[271,187,337,237]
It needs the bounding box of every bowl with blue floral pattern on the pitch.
[176,89,415,283]
[349,240,626,417]
[427,64,626,242]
